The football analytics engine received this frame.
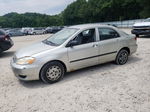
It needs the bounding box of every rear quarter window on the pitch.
[98,28,120,41]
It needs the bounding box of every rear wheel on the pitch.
[0,48,3,54]
[115,49,129,65]
[40,61,65,84]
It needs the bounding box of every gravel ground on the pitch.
[0,29,150,112]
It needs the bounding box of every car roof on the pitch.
[69,23,113,30]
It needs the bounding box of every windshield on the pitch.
[144,18,150,22]
[44,28,78,46]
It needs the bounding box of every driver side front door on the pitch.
[67,28,99,71]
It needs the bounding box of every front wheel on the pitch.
[40,61,65,84]
[115,49,129,65]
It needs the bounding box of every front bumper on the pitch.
[131,29,150,35]
[10,60,40,81]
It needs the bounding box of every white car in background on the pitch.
[28,28,45,35]
[132,18,150,36]
[21,28,33,35]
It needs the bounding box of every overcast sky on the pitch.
[0,0,76,16]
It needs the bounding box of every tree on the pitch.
[0,12,63,28]
[138,0,150,17]
[0,0,149,28]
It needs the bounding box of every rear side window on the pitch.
[0,30,5,35]
[98,28,120,41]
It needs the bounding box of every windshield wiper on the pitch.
[42,39,58,46]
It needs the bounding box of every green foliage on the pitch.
[137,0,150,17]
[0,12,63,28]
[63,0,142,25]
[0,0,149,28]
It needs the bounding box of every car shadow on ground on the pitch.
[20,55,141,89]
[19,80,48,88]
[62,56,141,83]
[0,51,15,58]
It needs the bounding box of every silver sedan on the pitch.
[11,24,138,83]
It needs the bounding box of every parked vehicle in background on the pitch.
[132,18,150,36]
[28,28,45,35]
[44,26,64,34]
[6,29,24,37]
[11,24,137,84]
[44,27,52,34]
[0,29,13,53]
[3,28,11,31]
[21,28,32,35]
[108,24,118,27]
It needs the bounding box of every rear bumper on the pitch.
[130,44,138,55]
[131,29,150,35]
[0,39,13,51]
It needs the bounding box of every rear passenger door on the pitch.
[97,28,120,63]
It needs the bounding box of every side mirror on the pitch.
[66,40,78,47]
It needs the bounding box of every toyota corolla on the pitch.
[11,24,137,83]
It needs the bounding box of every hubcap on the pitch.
[119,51,128,64]
[46,66,61,81]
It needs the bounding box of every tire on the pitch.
[40,61,65,84]
[136,34,139,37]
[115,49,129,65]
[0,48,3,54]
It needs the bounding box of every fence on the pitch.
[99,19,145,28]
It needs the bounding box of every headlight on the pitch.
[16,57,35,65]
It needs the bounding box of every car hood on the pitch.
[15,42,56,58]
[133,22,150,27]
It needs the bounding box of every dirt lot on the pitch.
[0,29,150,112]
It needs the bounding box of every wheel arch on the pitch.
[119,47,130,55]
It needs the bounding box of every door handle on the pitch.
[93,44,98,47]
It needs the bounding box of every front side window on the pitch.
[73,29,96,45]
[98,28,120,41]
[44,28,78,46]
